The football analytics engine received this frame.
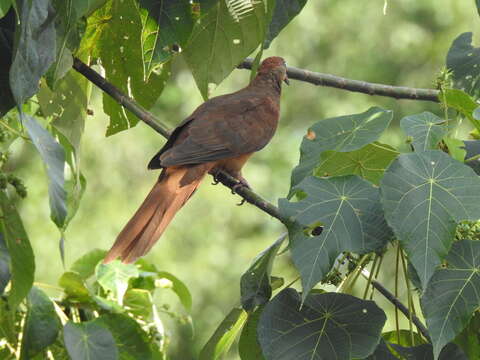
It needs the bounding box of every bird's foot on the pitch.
[231,177,250,194]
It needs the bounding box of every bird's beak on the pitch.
[284,75,290,85]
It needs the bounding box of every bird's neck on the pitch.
[250,72,282,95]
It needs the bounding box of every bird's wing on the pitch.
[152,94,278,167]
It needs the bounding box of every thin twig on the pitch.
[72,57,289,225]
[361,269,430,341]
[239,58,440,102]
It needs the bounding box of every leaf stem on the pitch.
[399,248,416,345]
[395,243,401,343]
[363,254,378,299]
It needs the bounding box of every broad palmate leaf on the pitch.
[264,0,307,49]
[290,107,393,192]
[446,32,480,98]
[64,320,117,360]
[314,142,399,185]
[400,112,447,151]
[421,240,480,359]
[184,0,273,99]
[381,150,480,288]
[257,289,386,360]
[240,234,286,311]
[279,175,392,298]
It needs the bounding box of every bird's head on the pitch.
[257,56,289,85]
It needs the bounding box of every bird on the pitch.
[104,57,288,264]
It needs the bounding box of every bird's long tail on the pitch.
[104,165,209,264]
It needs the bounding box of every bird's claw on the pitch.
[237,199,246,206]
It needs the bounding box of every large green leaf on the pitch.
[183,0,273,99]
[22,114,67,227]
[0,0,11,19]
[238,307,265,360]
[70,249,107,280]
[441,88,480,131]
[58,271,92,302]
[199,307,248,360]
[20,287,61,358]
[96,260,139,304]
[391,342,467,360]
[264,0,307,48]
[0,191,34,309]
[380,151,480,288]
[400,112,447,151]
[290,107,393,192]
[240,234,285,311]
[258,289,386,360]
[96,0,170,136]
[63,320,118,360]
[100,313,155,360]
[455,312,480,360]
[421,240,480,359]
[446,32,480,98]
[9,0,56,105]
[138,0,193,78]
[279,175,392,298]
[47,0,87,88]
[0,8,15,117]
[0,233,10,295]
[314,142,399,185]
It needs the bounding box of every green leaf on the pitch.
[314,142,399,185]
[21,114,67,227]
[446,32,480,98]
[264,0,307,49]
[391,342,467,360]
[258,289,386,360]
[96,0,170,136]
[63,320,118,360]
[441,88,480,131]
[238,307,265,360]
[380,151,480,288]
[9,0,56,105]
[96,260,139,304]
[200,307,248,360]
[382,330,426,348]
[279,175,392,298]
[0,8,15,117]
[0,0,11,19]
[290,107,393,192]
[156,271,192,311]
[240,234,285,311]
[138,0,193,78]
[365,339,397,359]
[0,191,34,309]
[100,313,155,360]
[421,240,480,359]
[443,137,467,163]
[183,0,272,99]
[123,289,152,319]
[463,140,480,175]
[20,287,61,359]
[400,112,447,151]
[70,249,107,280]
[454,312,480,360]
[0,233,10,295]
[58,271,91,302]
[47,0,87,88]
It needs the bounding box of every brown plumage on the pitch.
[104,57,288,264]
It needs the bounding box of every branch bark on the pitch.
[72,57,288,224]
[239,58,440,102]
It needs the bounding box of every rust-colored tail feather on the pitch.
[104,166,207,264]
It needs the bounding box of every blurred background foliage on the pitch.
[8,1,478,358]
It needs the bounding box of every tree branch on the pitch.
[72,57,288,225]
[361,269,430,341]
[239,58,440,102]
